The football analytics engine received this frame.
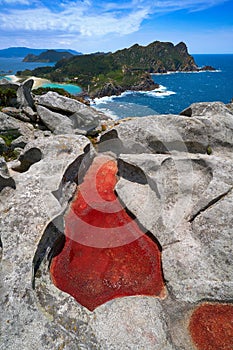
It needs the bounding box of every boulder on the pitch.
[36,105,74,134]
[180,101,233,117]
[179,102,233,152]
[0,111,21,133]
[0,78,35,109]
[16,79,35,109]
[36,91,109,133]
[100,114,210,154]
[36,93,108,135]
[100,104,233,155]
[1,107,31,123]
[36,91,104,117]
[0,112,35,153]
[11,135,30,150]
[22,106,38,122]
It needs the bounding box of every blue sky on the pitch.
[0,0,232,53]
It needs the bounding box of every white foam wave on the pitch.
[91,95,114,105]
[137,85,176,97]
[152,69,221,76]
[91,84,176,106]
[91,106,118,120]
[148,90,176,98]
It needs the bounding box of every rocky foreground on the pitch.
[0,78,233,349]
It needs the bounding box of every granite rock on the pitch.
[36,105,74,134]
[1,100,233,349]
[36,91,109,134]
[16,79,35,109]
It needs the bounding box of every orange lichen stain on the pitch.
[189,303,233,350]
[50,155,165,311]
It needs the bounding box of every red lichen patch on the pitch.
[50,155,165,311]
[189,303,233,350]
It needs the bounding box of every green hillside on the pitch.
[23,50,75,63]
[17,41,198,98]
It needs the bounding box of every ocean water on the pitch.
[91,54,233,119]
[1,54,232,117]
[41,82,82,95]
[0,56,82,94]
[0,56,55,75]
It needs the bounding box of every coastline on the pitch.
[29,76,51,89]
[5,74,51,89]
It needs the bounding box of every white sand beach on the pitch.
[5,75,21,83]
[28,76,51,89]
[5,74,51,89]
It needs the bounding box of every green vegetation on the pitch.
[0,132,19,147]
[17,41,198,98]
[0,131,21,161]
[2,148,20,162]
[0,87,17,107]
[206,145,212,155]
[23,50,74,63]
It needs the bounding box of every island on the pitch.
[17,41,215,98]
[23,49,76,63]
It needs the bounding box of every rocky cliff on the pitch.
[0,77,232,350]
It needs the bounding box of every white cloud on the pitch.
[152,0,229,12]
[0,0,31,4]
[0,0,230,41]
[0,1,150,37]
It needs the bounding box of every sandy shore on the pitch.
[5,75,51,89]
[5,75,21,83]
[29,76,51,89]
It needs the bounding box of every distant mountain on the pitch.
[0,47,81,58]
[23,50,75,63]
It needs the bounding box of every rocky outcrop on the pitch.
[0,99,232,349]
[0,79,112,157]
[35,91,109,134]
[17,79,35,109]
[0,78,35,109]
[90,73,159,98]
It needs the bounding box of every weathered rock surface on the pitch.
[0,135,97,350]
[36,91,109,135]
[100,103,233,154]
[0,111,22,133]
[0,79,112,137]
[36,105,74,134]
[36,91,89,114]
[17,79,35,109]
[0,78,35,109]
[0,111,35,155]
[0,156,16,191]
[0,100,232,349]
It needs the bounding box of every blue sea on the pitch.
[41,82,82,95]
[0,56,55,75]
[1,54,232,118]
[91,54,233,119]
